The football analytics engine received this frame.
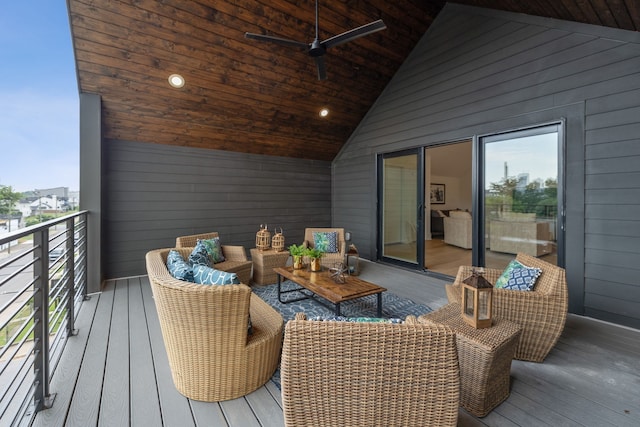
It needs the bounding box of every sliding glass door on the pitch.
[377,149,425,269]
[479,124,564,269]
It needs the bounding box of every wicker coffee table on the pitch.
[274,266,386,316]
[420,303,521,417]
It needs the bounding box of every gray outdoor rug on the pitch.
[252,280,433,388]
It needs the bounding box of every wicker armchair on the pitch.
[175,232,252,284]
[445,253,568,362]
[145,248,283,401]
[302,228,346,269]
[281,313,460,427]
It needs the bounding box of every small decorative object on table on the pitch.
[256,224,271,251]
[271,228,285,252]
[329,262,348,284]
[461,269,493,329]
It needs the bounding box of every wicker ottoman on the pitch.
[250,248,290,285]
[420,303,521,417]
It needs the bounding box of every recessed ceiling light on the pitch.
[319,108,329,117]
[168,74,185,88]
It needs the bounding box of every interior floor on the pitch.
[384,239,559,277]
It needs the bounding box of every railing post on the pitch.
[33,228,54,411]
[66,217,78,336]
[80,212,89,300]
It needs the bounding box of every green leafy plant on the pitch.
[305,247,324,259]
[288,244,306,257]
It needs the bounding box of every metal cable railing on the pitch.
[0,211,88,425]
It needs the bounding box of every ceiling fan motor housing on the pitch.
[309,40,326,57]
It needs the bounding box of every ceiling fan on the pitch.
[244,0,386,80]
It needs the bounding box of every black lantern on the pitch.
[461,270,493,329]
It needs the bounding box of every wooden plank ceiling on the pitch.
[67,0,640,161]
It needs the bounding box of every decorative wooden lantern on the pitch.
[255,224,271,251]
[272,228,285,252]
[461,269,493,329]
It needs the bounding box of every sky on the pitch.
[485,133,558,188]
[0,2,79,193]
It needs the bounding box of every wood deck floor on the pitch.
[32,261,640,427]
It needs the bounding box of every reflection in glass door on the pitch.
[378,149,424,268]
[480,124,563,270]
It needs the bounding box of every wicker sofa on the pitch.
[145,248,283,401]
[443,211,472,249]
[281,313,460,427]
[489,212,552,256]
[175,232,252,284]
[445,252,568,362]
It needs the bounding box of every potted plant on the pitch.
[289,244,306,270]
[305,247,324,272]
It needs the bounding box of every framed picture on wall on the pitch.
[430,184,445,204]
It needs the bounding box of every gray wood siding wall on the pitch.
[104,140,331,279]
[333,4,640,328]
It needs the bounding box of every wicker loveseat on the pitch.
[175,232,252,284]
[281,313,460,427]
[445,252,568,362]
[145,248,283,401]
[302,227,346,269]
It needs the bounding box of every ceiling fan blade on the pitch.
[314,56,327,80]
[322,19,386,49]
[244,32,308,49]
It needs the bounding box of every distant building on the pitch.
[19,187,79,216]
[0,215,22,251]
[23,187,69,199]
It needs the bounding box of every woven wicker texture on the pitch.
[250,248,290,285]
[445,252,568,362]
[281,313,460,427]
[175,232,253,284]
[302,228,346,269]
[145,248,283,401]
[421,303,521,417]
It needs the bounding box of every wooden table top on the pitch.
[273,266,386,304]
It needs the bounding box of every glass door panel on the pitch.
[481,125,562,270]
[378,150,424,268]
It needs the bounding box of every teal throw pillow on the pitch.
[308,315,403,324]
[494,259,525,289]
[312,231,339,253]
[200,237,225,263]
[503,266,542,291]
[188,240,212,267]
[192,265,240,285]
[166,250,194,282]
[166,249,183,267]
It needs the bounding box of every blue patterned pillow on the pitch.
[308,315,403,324]
[192,265,240,285]
[188,240,212,267]
[495,259,525,289]
[313,231,339,253]
[502,267,542,291]
[166,251,194,282]
[166,249,183,267]
[200,238,225,263]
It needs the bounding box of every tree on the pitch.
[0,185,22,215]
